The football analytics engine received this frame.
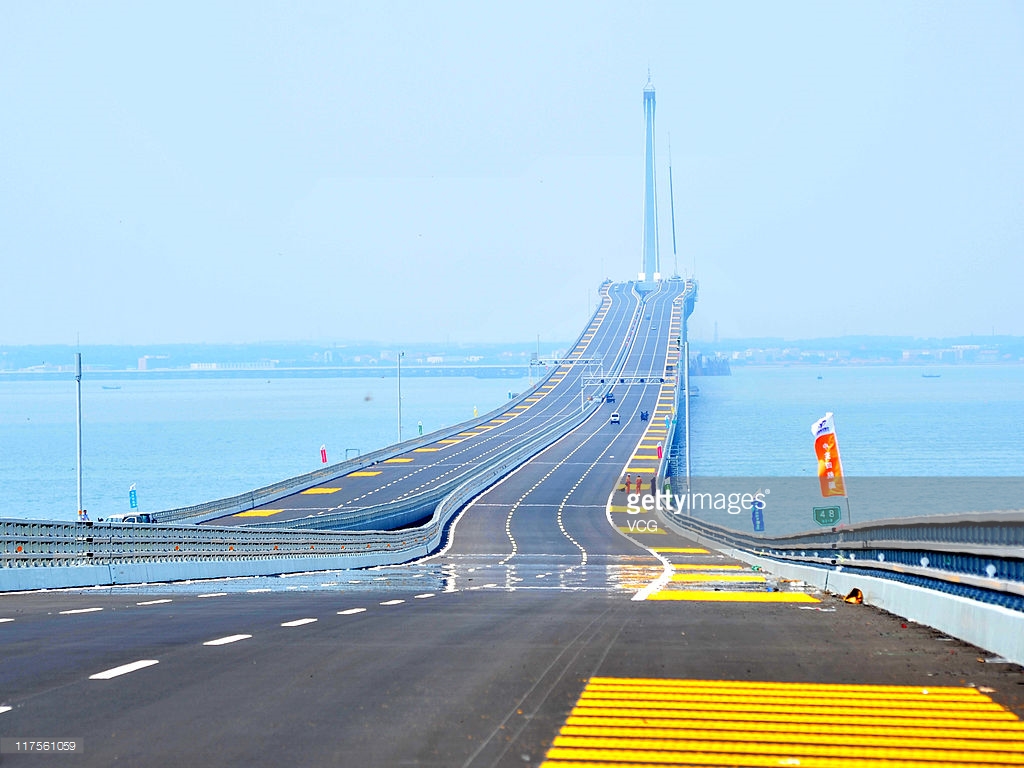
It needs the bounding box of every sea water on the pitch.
[2,365,1022,530]
[0,375,530,521]
[684,364,1024,534]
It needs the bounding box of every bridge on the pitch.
[2,83,1023,766]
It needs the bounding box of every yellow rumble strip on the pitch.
[234,509,283,517]
[648,590,820,603]
[669,573,767,583]
[541,677,1024,767]
[300,487,341,495]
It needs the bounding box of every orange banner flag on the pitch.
[811,412,846,497]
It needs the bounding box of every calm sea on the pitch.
[2,365,1022,530]
[0,375,530,521]
[685,364,1024,534]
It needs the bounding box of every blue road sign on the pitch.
[751,499,765,532]
[129,486,138,510]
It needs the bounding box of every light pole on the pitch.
[397,351,405,443]
[75,353,83,519]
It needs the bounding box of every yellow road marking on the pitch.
[347,471,381,477]
[234,509,283,517]
[541,677,1024,767]
[413,448,440,452]
[670,573,767,583]
[300,487,341,495]
[648,590,819,603]
[654,547,709,554]
[674,564,742,570]
[438,439,462,444]
[631,454,660,460]
[384,457,413,463]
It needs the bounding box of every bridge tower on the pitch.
[640,74,660,284]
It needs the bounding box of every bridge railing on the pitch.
[660,508,1024,601]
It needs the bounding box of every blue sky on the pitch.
[2,2,1022,345]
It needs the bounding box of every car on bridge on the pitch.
[610,412,620,424]
[104,513,157,524]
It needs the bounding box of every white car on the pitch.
[610,412,620,424]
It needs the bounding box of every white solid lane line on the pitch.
[337,608,366,615]
[379,599,404,606]
[89,660,160,680]
[203,634,252,646]
[281,618,318,627]
[60,608,103,615]
[197,592,227,598]
[136,599,172,606]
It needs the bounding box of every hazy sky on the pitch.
[2,2,1022,345]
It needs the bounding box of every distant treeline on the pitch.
[0,341,567,373]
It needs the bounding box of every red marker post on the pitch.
[320,444,328,464]
[656,443,663,459]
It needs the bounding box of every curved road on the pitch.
[201,281,644,528]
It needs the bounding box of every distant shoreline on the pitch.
[0,365,534,382]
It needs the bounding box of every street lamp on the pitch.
[397,351,405,443]
[75,353,83,519]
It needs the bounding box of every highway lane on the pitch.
[201,282,644,529]
[433,279,685,583]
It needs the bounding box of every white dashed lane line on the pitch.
[59,607,103,615]
[197,592,227,598]
[380,599,405,606]
[0,618,14,623]
[338,608,367,615]
[203,634,252,646]
[414,593,435,599]
[0,706,11,714]
[281,618,318,627]
[89,659,160,680]
[136,599,173,606]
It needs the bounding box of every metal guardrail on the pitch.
[654,282,694,494]
[660,509,1024,601]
